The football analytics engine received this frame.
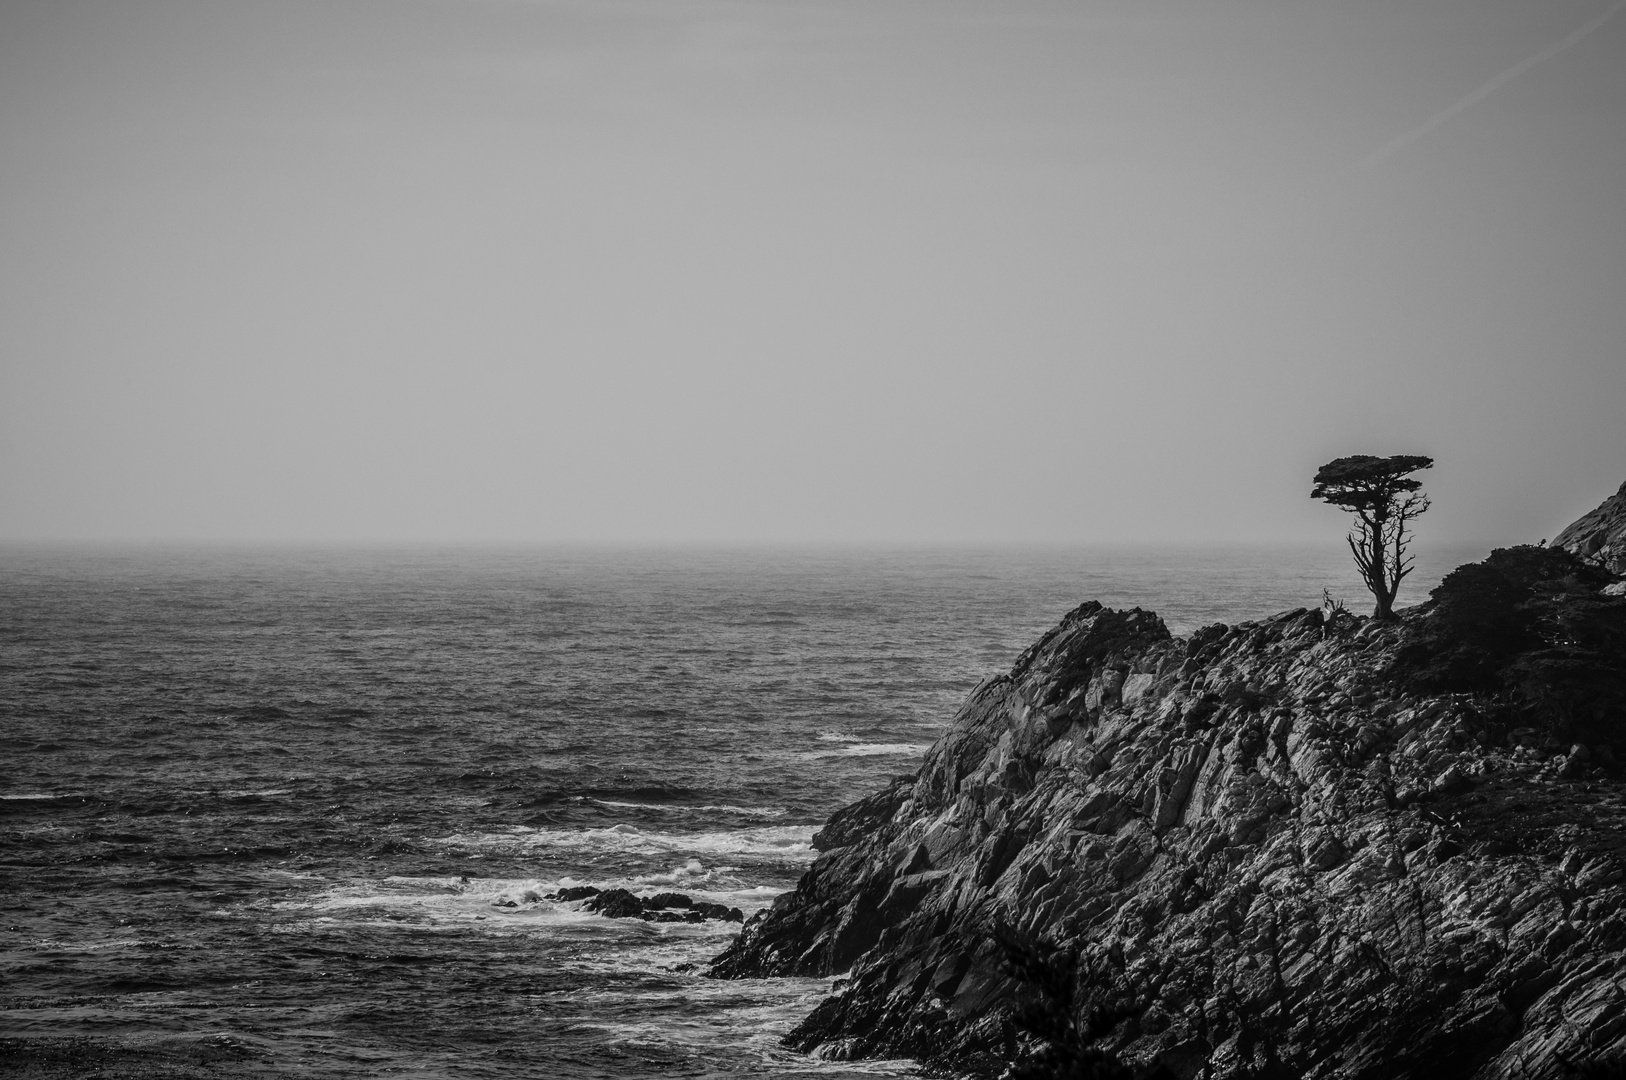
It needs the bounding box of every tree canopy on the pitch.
[1311,454,1434,511]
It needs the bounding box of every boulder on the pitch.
[582,888,643,919]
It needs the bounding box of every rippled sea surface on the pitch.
[0,543,1482,1078]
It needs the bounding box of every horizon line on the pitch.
[0,535,1506,552]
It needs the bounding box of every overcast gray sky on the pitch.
[2,0,1623,545]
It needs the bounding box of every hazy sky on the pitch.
[2,0,1623,545]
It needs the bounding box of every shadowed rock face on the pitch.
[1555,480,1626,576]
[709,574,1626,1079]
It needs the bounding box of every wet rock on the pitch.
[560,885,744,923]
[547,885,600,902]
[692,901,744,923]
[582,888,643,919]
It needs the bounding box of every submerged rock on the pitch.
[709,552,1626,1079]
[643,892,693,909]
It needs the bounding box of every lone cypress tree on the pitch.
[1312,454,1433,620]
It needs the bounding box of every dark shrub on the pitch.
[1392,546,1626,751]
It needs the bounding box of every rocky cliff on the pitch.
[1555,480,1626,576]
[710,533,1626,1078]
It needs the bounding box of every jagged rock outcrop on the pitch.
[710,549,1626,1079]
[1555,480,1626,576]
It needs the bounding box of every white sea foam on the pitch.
[290,876,580,923]
[588,798,787,817]
[25,938,161,951]
[281,865,784,940]
[432,823,817,860]
[571,975,920,1074]
[302,863,785,910]
[803,742,929,759]
[631,858,708,884]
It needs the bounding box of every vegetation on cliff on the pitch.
[1395,545,1626,756]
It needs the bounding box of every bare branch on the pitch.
[1347,533,1373,577]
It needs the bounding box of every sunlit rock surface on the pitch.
[1555,480,1626,577]
[711,541,1626,1079]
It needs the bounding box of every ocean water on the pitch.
[0,543,1483,1078]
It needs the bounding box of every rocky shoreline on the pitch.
[708,491,1626,1078]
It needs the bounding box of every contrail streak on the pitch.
[1359,0,1626,170]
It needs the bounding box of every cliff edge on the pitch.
[711,533,1626,1078]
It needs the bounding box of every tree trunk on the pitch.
[1367,509,1395,619]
